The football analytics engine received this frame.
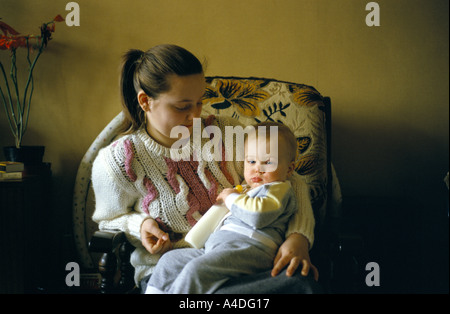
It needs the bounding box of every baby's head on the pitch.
[244,122,297,188]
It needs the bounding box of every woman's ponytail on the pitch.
[119,49,145,134]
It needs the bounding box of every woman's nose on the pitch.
[187,111,198,122]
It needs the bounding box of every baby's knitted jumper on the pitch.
[91,115,315,284]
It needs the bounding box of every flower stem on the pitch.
[19,40,44,147]
[0,61,19,138]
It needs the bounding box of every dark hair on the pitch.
[119,44,204,133]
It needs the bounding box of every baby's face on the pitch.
[243,137,294,189]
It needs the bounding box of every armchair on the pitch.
[73,76,362,293]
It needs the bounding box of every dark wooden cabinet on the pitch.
[0,172,51,293]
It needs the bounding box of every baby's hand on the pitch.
[216,187,239,204]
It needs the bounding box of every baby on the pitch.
[146,121,299,294]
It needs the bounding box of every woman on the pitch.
[91,44,319,293]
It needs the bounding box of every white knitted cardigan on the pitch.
[91,115,315,284]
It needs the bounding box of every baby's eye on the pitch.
[247,160,256,164]
[264,160,277,167]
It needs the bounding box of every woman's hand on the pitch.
[271,232,319,281]
[140,218,172,254]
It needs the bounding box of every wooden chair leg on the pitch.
[119,241,135,292]
[98,252,117,294]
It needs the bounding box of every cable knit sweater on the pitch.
[91,115,315,284]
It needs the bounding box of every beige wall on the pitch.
[1,0,448,228]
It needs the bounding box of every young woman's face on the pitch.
[144,73,205,147]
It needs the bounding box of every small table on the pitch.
[0,169,51,293]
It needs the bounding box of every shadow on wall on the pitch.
[332,118,447,198]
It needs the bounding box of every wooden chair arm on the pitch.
[89,230,127,253]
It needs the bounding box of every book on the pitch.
[0,171,23,181]
[0,161,25,172]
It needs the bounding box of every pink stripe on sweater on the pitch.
[142,176,158,214]
[163,157,180,193]
[164,155,221,226]
[123,139,137,182]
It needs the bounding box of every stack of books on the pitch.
[0,161,25,181]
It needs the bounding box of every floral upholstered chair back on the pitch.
[202,76,331,220]
[73,76,340,270]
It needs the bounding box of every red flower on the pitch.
[0,35,28,50]
[0,16,64,50]
[53,15,65,22]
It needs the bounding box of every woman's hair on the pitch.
[119,44,204,134]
